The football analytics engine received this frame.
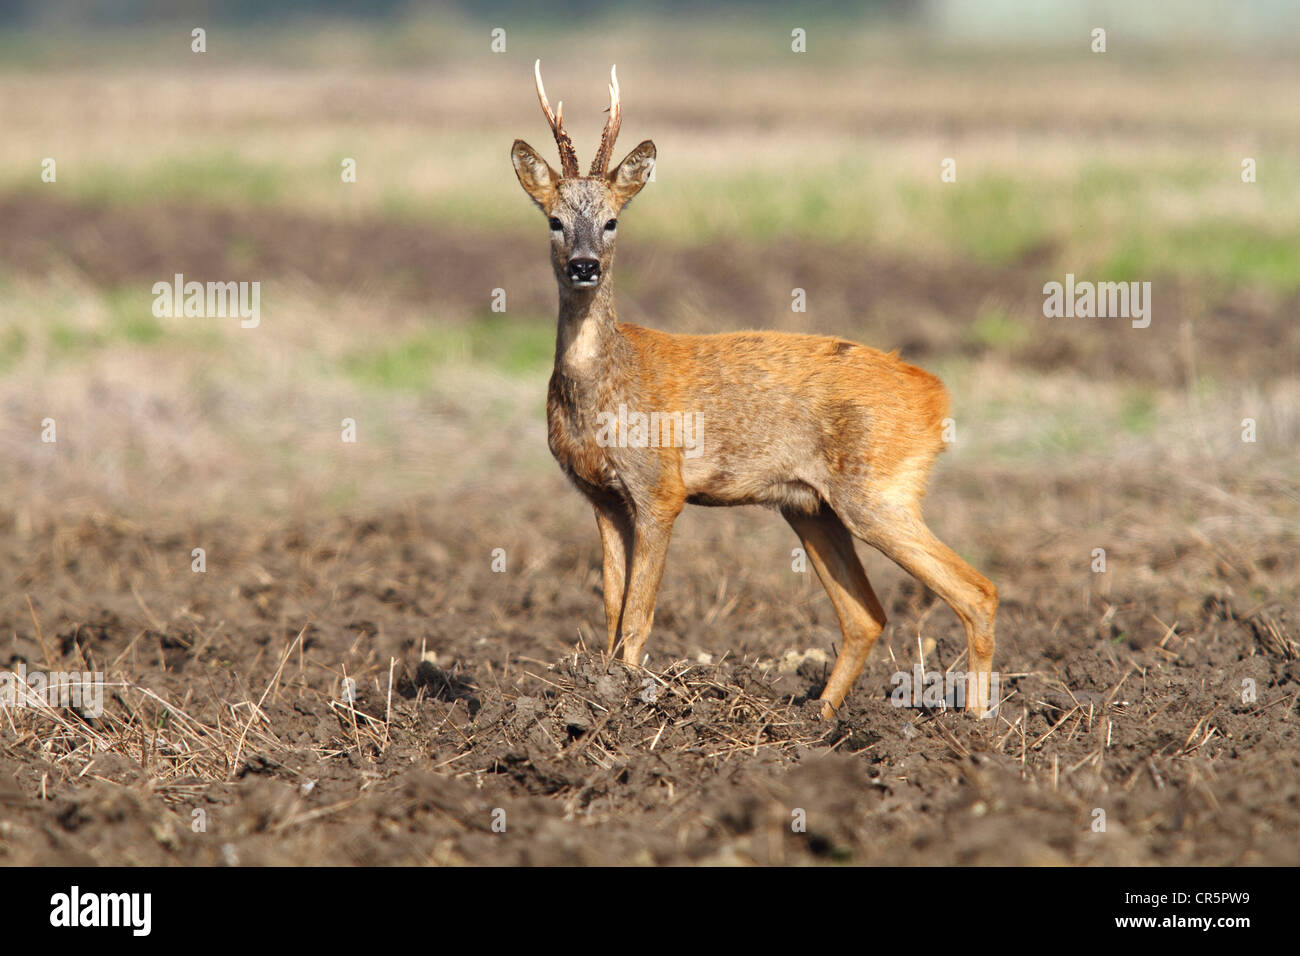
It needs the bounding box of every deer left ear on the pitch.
[607,140,656,207]
[512,139,559,209]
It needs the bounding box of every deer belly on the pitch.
[682,456,823,511]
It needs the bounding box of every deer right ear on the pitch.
[607,140,656,207]
[512,140,558,209]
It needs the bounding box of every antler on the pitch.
[534,59,580,178]
[589,65,622,177]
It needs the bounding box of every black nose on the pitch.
[567,258,600,282]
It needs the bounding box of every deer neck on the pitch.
[555,279,616,377]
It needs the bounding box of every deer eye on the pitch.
[548,217,563,232]
[604,219,617,232]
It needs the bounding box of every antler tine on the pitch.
[589,64,623,177]
[534,59,580,178]
[532,58,557,126]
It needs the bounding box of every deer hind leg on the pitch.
[784,506,888,720]
[592,498,634,655]
[840,500,998,717]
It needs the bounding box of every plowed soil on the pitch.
[1,198,1296,865]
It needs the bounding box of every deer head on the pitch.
[512,60,656,292]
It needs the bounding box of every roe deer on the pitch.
[512,61,998,718]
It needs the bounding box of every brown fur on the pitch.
[511,70,998,718]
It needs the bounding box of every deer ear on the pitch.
[512,139,558,209]
[607,140,656,207]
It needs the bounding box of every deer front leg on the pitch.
[592,499,634,655]
[618,506,681,666]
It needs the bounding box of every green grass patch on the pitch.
[931,176,1050,265]
[1164,224,1300,290]
[968,308,1031,350]
[1120,387,1158,435]
[1101,226,1300,291]
[40,286,232,362]
[105,288,165,344]
[341,315,554,389]
[0,327,26,372]
[49,322,103,354]
[74,153,287,208]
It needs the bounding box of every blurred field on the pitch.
[6,23,1300,283]
[0,13,1297,865]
